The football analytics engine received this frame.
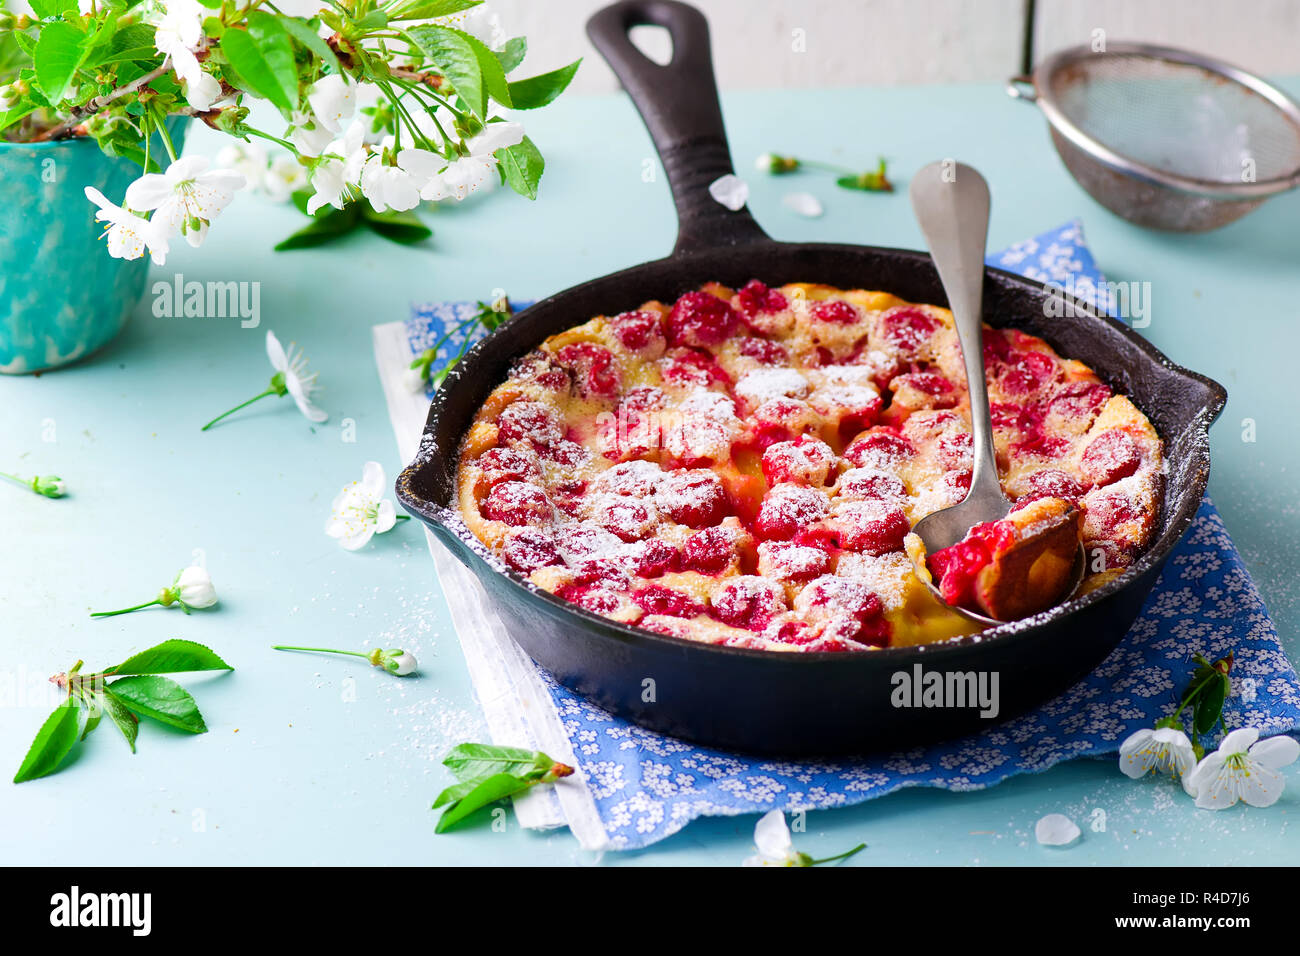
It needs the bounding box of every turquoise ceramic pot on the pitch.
[0,124,187,374]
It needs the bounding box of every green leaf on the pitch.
[275,204,362,250]
[1194,676,1228,736]
[498,135,544,200]
[506,59,580,110]
[108,676,208,734]
[353,9,389,31]
[13,700,81,783]
[109,23,157,55]
[29,0,77,18]
[81,709,102,741]
[494,37,526,74]
[433,772,535,832]
[219,14,298,112]
[387,0,481,20]
[459,29,510,108]
[442,743,551,782]
[362,206,432,245]
[407,24,484,117]
[33,21,88,104]
[110,639,233,676]
[281,17,340,72]
[99,689,140,752]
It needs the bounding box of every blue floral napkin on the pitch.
[402,221,1300,849]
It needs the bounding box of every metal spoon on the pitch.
[907,161,1084,625]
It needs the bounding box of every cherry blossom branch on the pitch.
[32,60,174,141]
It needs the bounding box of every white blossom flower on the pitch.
[215,141,269,191]
[262,156,307,203]
[1118,726,1197,783]
[84,186,171,264]
[150,0,218,111]
[438,3,507,50]
[287,109,335,158]
[200,330,327,430]
[125,156,246,248]
[360,150,421,212]
[266,330,327,423]
[0,83,20,110]
[743,809,803,866]
[409,122,524,202]
[306,122,366,214]
[1183,727,1300,810]
[306,74,356,135]
[182,70,221,112]
[326,461,400,550]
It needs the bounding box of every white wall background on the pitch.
[489,0,1300,91]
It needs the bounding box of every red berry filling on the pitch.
[1080,429,1142,486]
[711,577,786,631]
[681,527,737,575]
[844,428,914,469]
[811,300,859,324]
[481,481,554,527]
[501,528,562,573]
[736,280,788,317]
[666,291,739,347]
[632,585,704,618]
[755,484,830,540]
[831,500,909,554]
[738,336,789,365]
[609,310,665,352]
[556,343,620,399]
[761,437,837,486]
[879,307,941,357]
[656,469,727,527]
[928,520,1016,608]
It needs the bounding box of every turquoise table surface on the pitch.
[3,79,1300,867]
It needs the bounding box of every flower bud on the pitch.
[32,475,66,498]
[369,648,418,676]
[174,566,218,609]
[755,153,799,174]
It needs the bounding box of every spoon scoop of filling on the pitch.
[926,497,1083,621]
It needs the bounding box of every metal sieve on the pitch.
[1008,42,1300,231]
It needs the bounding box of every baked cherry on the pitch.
[844,428,914,469]
[608,310,665,352]
[632,585,704,618]
[666,291,739,347]
[755,483,830,540]
[737,336,789,365]
[1017,468,1087,504]
[501,528,562,573]
[555,342,620,398]
[878,307,941,357]
[481,481,554,527]
[680,527,737,575]
[711,577,787,631]
[496,401,562,447]
[810,299,859,325]
[831,500,909,555]
[736,279,788,317]
[475,446,540,488]
[1080,429,1142,486]
[761,437,837,486]
[656,469,727,527]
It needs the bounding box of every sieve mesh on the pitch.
[1046,52,1300,185]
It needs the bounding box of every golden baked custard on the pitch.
[455,281,1164,652]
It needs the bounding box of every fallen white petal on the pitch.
[1035,813,1080,846]
[782,191,823,217]
[708,174,749,211]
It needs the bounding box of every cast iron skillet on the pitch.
[397,0,1227,756]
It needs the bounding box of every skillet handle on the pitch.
[587,0,769,256]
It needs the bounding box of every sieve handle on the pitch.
[1006,75,1037,102]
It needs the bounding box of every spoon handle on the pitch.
[909,161,1003,505]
